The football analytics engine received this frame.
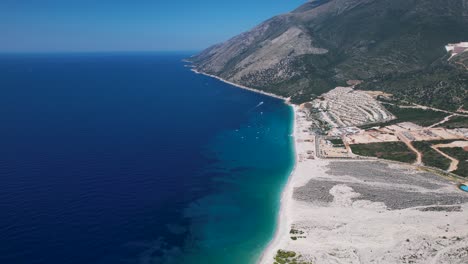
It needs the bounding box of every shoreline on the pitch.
[188,66,298,263]
[257,105,298,264]
[190,68,290,102]
[188,66,468,263]
[254,107,468,264]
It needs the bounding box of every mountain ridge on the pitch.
[190,0,468,110]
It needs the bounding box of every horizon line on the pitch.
[0,50,200,55]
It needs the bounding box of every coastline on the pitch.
[188,66,298,264]
[256,106,468,263]
[257,105,298,264]
[190,68,290,102]
[189,66,298,263]
[187,67,468,264]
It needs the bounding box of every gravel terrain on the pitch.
[294,161,468,210]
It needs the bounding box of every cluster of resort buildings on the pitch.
[298,86,468,174]
[309,87,395,128]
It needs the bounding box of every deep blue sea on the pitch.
[0,52,294,264]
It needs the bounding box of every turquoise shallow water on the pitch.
[179,100,295,263]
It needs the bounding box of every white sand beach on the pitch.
[259,106,468,264]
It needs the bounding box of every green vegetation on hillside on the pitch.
[350,142,416,163]
[437,116,468,129]
[386,105,448,127]
[192,0,468,107]
[360,104,448,128]
[452,51,468,72]
[413,141,453,171]
[439,147,468,177]
[358,64,468,111]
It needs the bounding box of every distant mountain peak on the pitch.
[292,0,332,13]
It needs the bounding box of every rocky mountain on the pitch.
[189,0,468,109]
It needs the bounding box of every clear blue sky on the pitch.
[0,0,307,52]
